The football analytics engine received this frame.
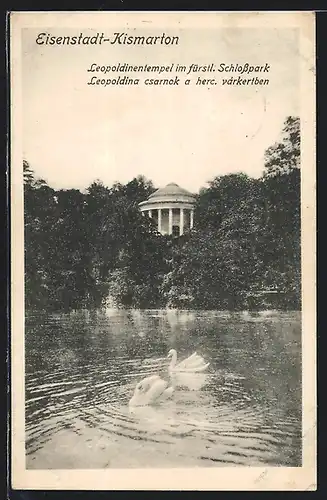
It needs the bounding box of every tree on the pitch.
[264,116,300,177]
[194,173,258,231]
[23,161,58,308]
[163,191,263,310]
[260,116,301,307]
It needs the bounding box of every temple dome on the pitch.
[143,183,196,204]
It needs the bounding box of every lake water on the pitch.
[25,309,302,468]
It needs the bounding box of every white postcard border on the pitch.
[10,11,316,491]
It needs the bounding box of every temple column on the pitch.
[190,209,194,229]
[180,208,184,236]
[158,208,162,233]
[149,210,152,218]
[168,208,173,235]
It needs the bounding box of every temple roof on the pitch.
[148,183,195,200]
[138,182,196,208]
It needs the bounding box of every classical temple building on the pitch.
[138,182,196,236]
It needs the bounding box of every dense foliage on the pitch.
[24,116,301,311]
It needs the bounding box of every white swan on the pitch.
[167,349,210,374]
[129,374,174,408]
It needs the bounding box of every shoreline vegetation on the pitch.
[24,116,300,312]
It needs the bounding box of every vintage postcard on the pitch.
[10,11,316,490]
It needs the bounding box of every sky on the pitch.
[21,26,300,193]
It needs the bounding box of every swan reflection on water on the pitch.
[128,384,218,438]
[170,371,208,391]
[127,380,261,445]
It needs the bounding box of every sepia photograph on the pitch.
[10,11,316,490]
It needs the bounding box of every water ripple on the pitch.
[25,310,302,468]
